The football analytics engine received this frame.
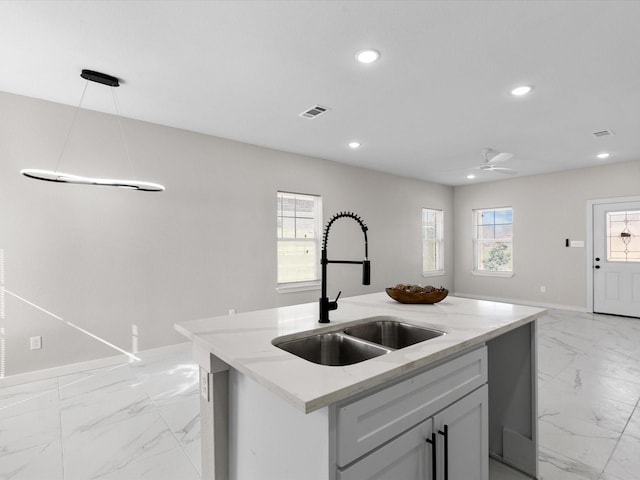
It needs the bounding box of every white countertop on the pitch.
[175,292,546,413]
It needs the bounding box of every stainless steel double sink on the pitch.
[273,317,445,366]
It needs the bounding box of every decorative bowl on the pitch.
[385,285,449,304]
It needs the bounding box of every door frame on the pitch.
[586,195,640,313]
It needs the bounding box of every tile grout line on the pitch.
[600,395,640,478]
[156,404,201,476]
[128,358,200,477]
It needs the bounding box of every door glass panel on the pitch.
[607,210,640,262]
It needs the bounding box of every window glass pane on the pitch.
[281,217,295,239]
[478,241,512,271]
[280,194,296,218]
[609,220,626,237]
[606,210,640,262]
[277,191,322,284]
[609,250,628,261]
[423,209,435,225]
[494,224,513,239]
[423,225,436,241]
[478,210,495,225]
[477,225,494,240]
[422,208,443,273]
[296,217,316,239]
[277,241,317,283]
[608,212,627,223]
[295,197,315,217]
[494,208,513,224]
[627,211,640,222]
[474,207,513,272]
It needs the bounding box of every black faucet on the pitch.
[319,212,371,323]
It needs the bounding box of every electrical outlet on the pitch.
[30,336,42,350]
[200,367,210,401]
[540,286,546,293]
[228,308,236,315]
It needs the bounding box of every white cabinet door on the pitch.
[434,385,488,480]
[337,419,434,480]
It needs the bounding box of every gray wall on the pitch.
[453,160,640,310]
[0,91,453,376]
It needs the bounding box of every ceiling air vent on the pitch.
[592,129,615,138]
[299,105,330,119]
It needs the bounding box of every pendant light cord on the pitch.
[53,80,89,173]
[112,88,137,180]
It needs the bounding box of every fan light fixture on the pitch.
[20,69,165,192]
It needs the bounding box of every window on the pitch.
[277,191,322,287]
[422,208,444,275]
[606,210,640,262]
[473,207,513,274]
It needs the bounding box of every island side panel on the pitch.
[198,352,231,480]
[487,321,539,478]
[228,369,330,480]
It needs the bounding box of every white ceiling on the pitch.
[1,0,639,186]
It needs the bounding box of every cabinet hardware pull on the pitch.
[438,425,449,480]
[425,432,436,480]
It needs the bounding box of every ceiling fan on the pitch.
[475,148,517,175]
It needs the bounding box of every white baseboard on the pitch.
[453,292,586,313]
[0,342,192,389]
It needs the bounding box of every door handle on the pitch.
[438,425,449,480]
[425,432,436,480]
[595,265,601,269]
[595,257,601,262]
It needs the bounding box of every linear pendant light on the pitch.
[20,69,165,192]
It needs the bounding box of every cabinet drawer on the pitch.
[335,346,487,467]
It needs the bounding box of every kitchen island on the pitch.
[176,292,546,480]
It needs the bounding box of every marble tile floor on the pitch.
[0,308,638,479]
[0,347,201,480]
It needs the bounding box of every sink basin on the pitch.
[343,320,444,349]
[274,318,445,366]
[275,332,389,366]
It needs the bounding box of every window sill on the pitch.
[422,270,445,278]
[276,281,321,294]
[471,271,514,278]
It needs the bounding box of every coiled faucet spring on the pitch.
[319,211,370,323]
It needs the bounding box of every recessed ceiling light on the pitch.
[597,152,611,159]
[467,174,476,179]
[355,49,381,64]
[348,141,361,149]
[511,85,533,96]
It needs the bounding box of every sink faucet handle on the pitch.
[327,291,341,312]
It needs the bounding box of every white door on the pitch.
[593,201,640,317]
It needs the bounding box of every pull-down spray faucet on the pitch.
[319,212,370,323]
